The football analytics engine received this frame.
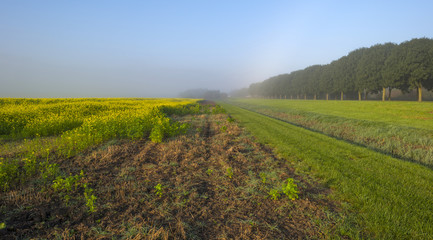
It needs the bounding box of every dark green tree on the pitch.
[332,55,356,100]
[247,38,433,102]
[357,43,396,100]
[304,65,322,100]
[399,38,433,101]
[319,62,337,100]
[382,43,411,101]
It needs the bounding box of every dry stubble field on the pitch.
[1,101,339,239]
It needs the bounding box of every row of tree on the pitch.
[248,38,433,101]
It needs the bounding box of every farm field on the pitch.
[220,101,433,239]
[3,98,433,239]
[0,99,339,239]
[226,98,433,166]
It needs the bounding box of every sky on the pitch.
[1,0,433,98]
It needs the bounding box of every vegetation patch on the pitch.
[228,99,433,166]
[221,102,433,239]
[0,100,339,239]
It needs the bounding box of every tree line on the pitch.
[179,88,228,99]
[248,38,433,101]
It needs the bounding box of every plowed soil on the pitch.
[1,111,340,239]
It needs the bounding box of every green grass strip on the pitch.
[225,99,433,166]
[229,99,433,130]
[220,102,433,239]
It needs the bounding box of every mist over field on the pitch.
[2,2,433,237]
[1,1,433,97]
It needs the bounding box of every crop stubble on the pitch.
[1,109,339,239]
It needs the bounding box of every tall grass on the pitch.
[221,102,433,239]
[227,99,433,166]
[230,99,433,129]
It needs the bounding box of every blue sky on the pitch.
[1,0,433,97]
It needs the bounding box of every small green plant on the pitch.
[268,189,281,200]
[52,170,87,205]
[154,183,163,197]
[226,167,233,179]
[211,105,226,114]
[45,148,51,161]
[206,168,213,176]
[227,116,235,123]
[52,170,84,193]
[267,178,299,201]
[84,184,97,213]
[149,126,164,143]
[40,162,60,182]
[220,125,227,132]
[0,222,5,230]
[0,158,19,191]
[282,178,299,200]
[23,156,38,175]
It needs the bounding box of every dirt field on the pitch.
[1,111,339,239]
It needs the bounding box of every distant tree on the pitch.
[345,48,366,100]
[303,65,322,100]
[179,88,227,99]
[398,38,433,101]
[332,55,356,100]
[247,38,433,102]
[382,44,411,101]
[290,70,307,99]
[230,88,249,98]
[357,43,396,100]
[249,83,261,97]
[320,63,336,100]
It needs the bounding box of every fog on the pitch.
[0,54,242,97]
[1,1,433,98]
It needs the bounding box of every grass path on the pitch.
[230,99,433,130]
[225,99,433,166]
[221,102,433,239]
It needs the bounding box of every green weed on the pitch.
[220,125,227,133]
[282,178,299,200]
[84,184,97,213]
[154,183,164,197]
[0,158,19,191]
[226,167,233,179]
[268,189,281,200]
